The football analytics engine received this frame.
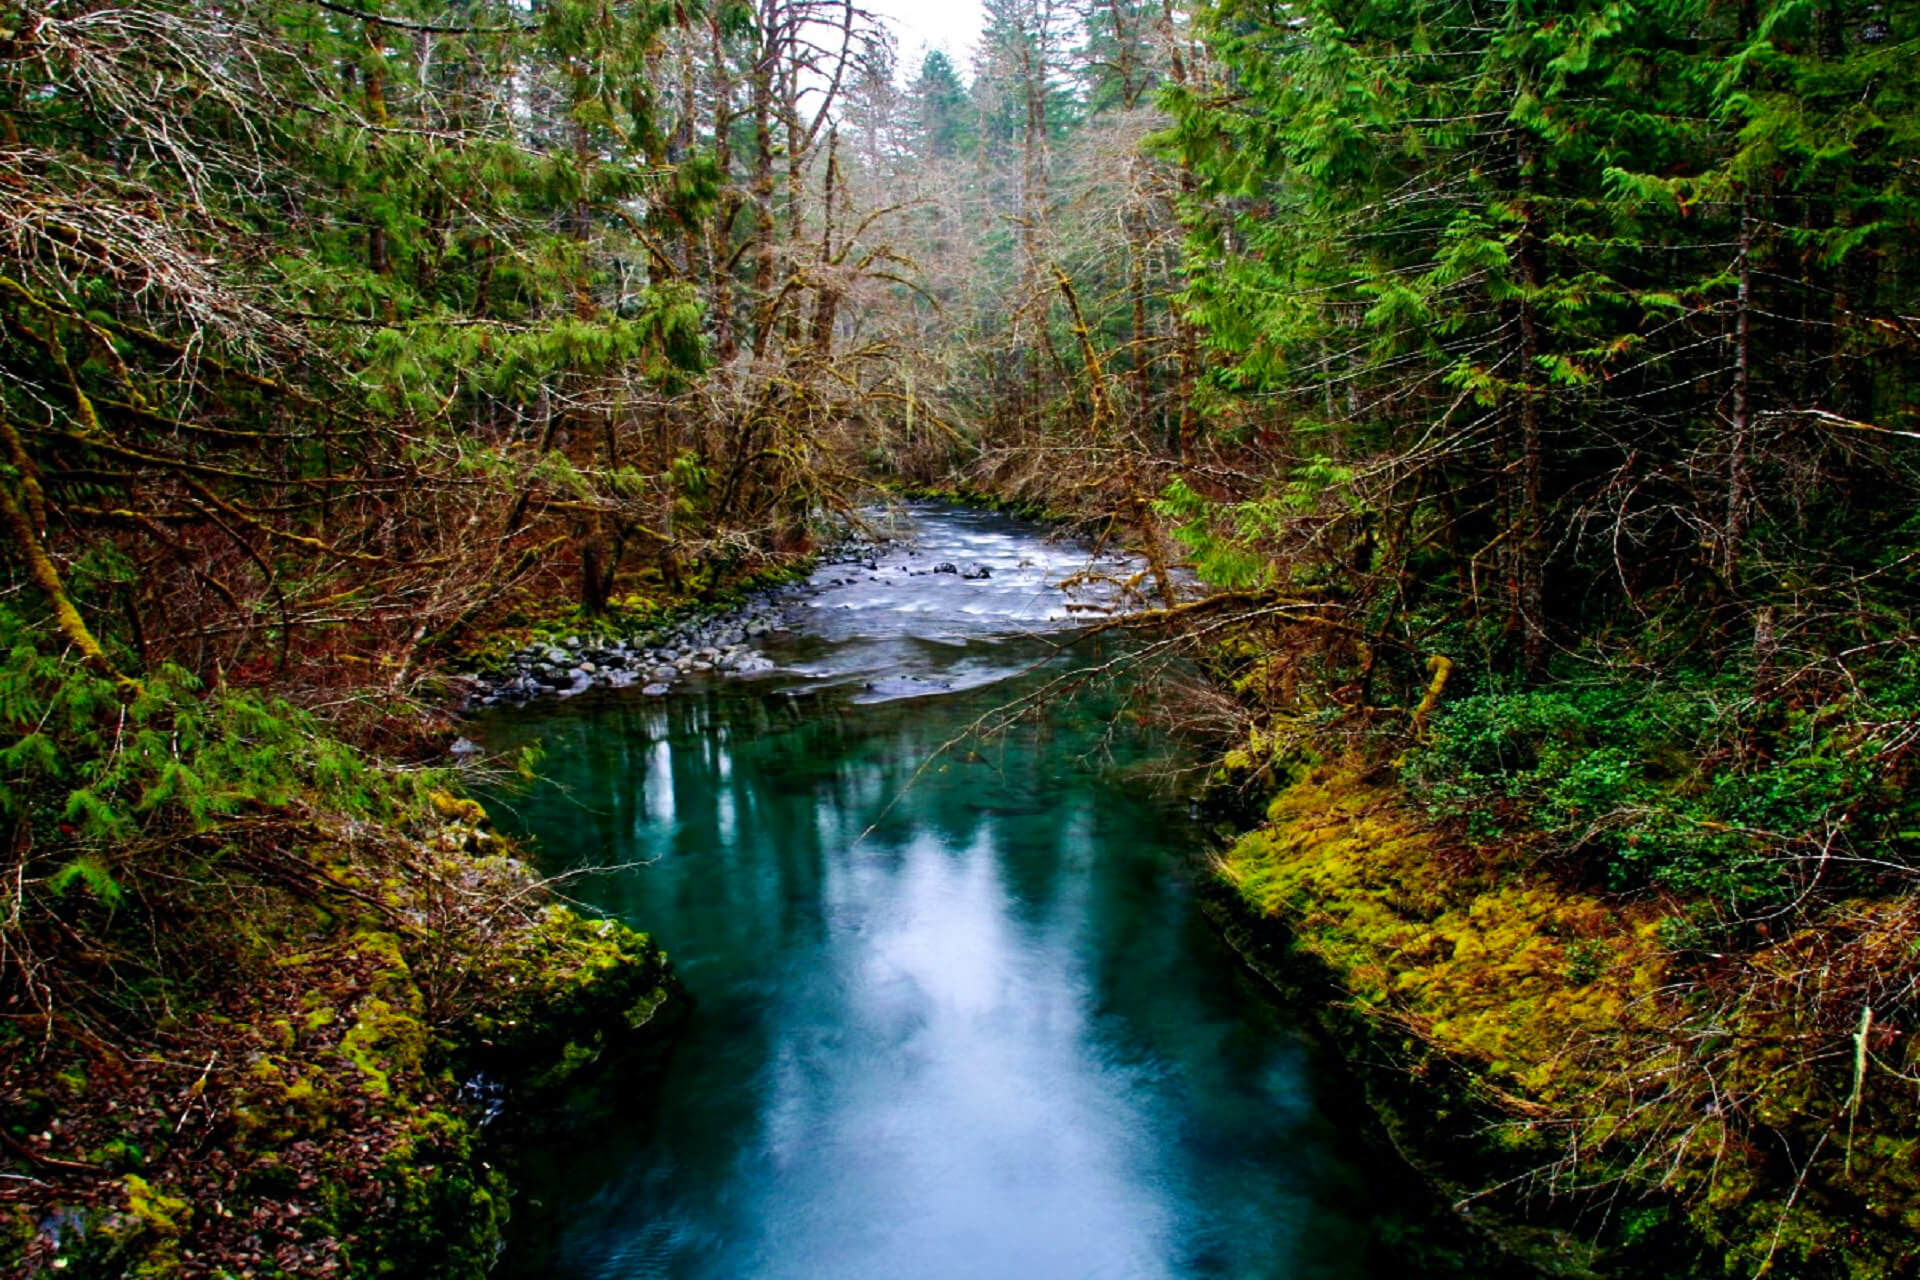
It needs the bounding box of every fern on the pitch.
[47,857,122,907]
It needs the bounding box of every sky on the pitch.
[864,0,987,76]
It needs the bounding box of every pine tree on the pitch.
[910,50,976,162]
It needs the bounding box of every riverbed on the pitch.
[470,505,1396,1280]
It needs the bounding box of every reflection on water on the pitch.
[476,509,1387,1280]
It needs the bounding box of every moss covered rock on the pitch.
[454,903,680,1099]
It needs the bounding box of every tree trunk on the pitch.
[1513,127,1547,678]
[1725,193,1754,590]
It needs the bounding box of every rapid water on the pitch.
[472,506,1394,1280]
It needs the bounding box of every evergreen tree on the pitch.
[910,50,976,161]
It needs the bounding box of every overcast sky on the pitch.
[865,0,987,77]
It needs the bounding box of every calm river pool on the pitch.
[472,506,1402,1280]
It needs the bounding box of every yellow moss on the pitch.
[1226,765,1673,1110]
[339,995,425,1099]
[429,788,489,826]
[1228,764,1674,1107]
[124,1174,192,1238]
[1225,762,1920,1274]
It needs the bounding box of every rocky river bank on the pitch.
[459,510,1036,710]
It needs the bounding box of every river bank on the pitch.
[0,548,817,1276]
[1213,760,1920,1279]
[2,501,1115,1279]
[0,725,681,1279]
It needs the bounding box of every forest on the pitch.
[2,0,1918,1274]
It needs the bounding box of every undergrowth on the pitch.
[0,605,678,1277]
[1403,672,1920,907]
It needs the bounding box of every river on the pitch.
[470,505,1398,1280]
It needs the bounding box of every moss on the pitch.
[319,1112,508,1280]
[453,904,679,1099]
[92,1175,195,1277]
[339,996,419,1099]
[1227,766,1672,1106]
[122,1175,190,1239]
[1222,762,1920,1279]
[428,789,488,826]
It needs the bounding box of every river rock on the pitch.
[641,682,671,697]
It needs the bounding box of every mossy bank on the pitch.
[0,619,681,1279]
[1216,763,1920,1279]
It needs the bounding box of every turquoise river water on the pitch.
[472,506,1408,1280]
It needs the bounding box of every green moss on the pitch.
[1226,766,1671,1107]
[122,1175,190,1238]
[320,1116,507,1280]
[428,789,488,826]
[454,904,678,1097]
[1223,763,1920,1279]
[93,1174,194,1277]
[339,996,417,1099]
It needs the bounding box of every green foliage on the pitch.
[47,858,122,908]
[910,51,975,160]
[1156,461,1359,591]
[1405,675,1917,902]
[0,606,436,914]
[1165,0,1920,676]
